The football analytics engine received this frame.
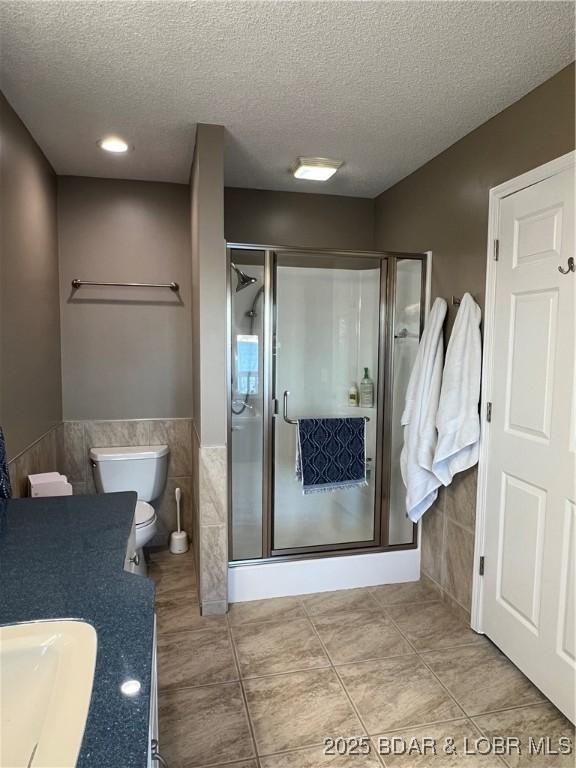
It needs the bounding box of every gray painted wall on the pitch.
[191,124,227,447]
[58,176,192,420]
[375,63,575,332]
[374,62,575,617]
[224,187,375,251]
[0,91,62,459]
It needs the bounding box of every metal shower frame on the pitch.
[227,243,428,565]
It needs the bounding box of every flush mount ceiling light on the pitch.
[292,157,343,181]
[98,136,130,153]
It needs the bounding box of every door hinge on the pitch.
[479,556,485,576]
[493,239,499,261]
[486,402,492,422]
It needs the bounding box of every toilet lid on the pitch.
[135,500,156,527]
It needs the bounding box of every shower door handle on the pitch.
[283,390,299,425]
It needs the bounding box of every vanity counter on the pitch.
[0,492,155,768]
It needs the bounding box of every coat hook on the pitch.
[451,296,461,306]
[558,256,575,275]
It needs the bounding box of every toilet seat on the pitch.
[135,500,156,528]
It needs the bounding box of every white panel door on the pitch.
[482,163,575,721]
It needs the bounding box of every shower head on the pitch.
[231,263,258,292]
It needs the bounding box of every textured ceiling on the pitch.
[0,1,573,197]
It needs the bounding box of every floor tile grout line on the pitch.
[227,616,307,628]
[229,606,342,762]
[368,592,446,612]
[467,700,558,720]
[159,576,560,768]
[158,677,241,695]
[467,712,517,768]
[408,632,547,724]
[229,603,327,676]
[373,715,483,767]
[300,600,388,768]
[230,662,334,683]
[299,591,492,744]
[157,624,229,641]
[257,736,369,761]
[226,613,262,766]
[370,713,492,737]
[394,696,541,768]
[153,556,260,768]
[380,609,471,721]
[413,639,490,653]
[193,759,261,768]
[329,652,418,671]
[229,614,319,632]
[393,622,544,735]
[372,716,511,768]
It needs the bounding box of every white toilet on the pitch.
[89,445,170,575]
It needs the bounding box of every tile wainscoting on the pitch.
[60,419,194,547]
[421,466,477,620]
[7,417,469,621]
[7,417,228,614]
[194,431,228,615]
[7,424,63,497]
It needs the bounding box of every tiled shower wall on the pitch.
[421,466,477,621]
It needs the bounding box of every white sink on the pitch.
[0,620,97,767]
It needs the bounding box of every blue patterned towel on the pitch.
[296,418,367,494]
[0,426,12,499]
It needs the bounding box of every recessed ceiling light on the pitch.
[98,136,130,154]
[292,157,342,181]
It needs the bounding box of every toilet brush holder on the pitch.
[170,529,189,554]
[169,486,189,554]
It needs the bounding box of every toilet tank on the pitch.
[89,445,169,502]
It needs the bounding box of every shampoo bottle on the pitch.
[348,383,359,407]
[360,367,374,407]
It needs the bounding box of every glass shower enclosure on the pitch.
[228,246,426,562]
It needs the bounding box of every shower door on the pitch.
[271,253,383,554]
[228,245,426,562]
[229,250,266,560]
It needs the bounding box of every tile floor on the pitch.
[148,549,574,768]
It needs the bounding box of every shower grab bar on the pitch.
[71,279,179,291]
[282,390,369,425]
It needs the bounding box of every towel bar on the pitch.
[71,279,179,291]
[282,390,369,425]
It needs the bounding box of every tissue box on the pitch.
[28,472,73,497]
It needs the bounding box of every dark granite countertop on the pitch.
[0,492,155,768]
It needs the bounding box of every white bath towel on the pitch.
[432,292,481,485]
[400,297,447,522]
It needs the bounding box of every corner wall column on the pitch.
[190,124,229,614]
